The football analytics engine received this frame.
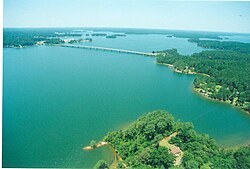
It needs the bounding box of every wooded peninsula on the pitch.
[92,110,250,169]
[156,39,250,113]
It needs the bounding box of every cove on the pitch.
[3,45,250,168]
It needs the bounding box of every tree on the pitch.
[150,146,174,168]
[234,146,250,169]
[184,160,199,169]
[117,161,126,168]
[90,140,97,148]
[94,160,109,169]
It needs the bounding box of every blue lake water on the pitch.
[3,34,250,168]
[67,33,206,55]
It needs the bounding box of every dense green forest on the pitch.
[188,39,250,54]
[156,45,250,113]
[3,28,69,47]
[95,111,250,168]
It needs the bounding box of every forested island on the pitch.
[92,110,250,169]
[156,40,250,113]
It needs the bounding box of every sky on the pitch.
[3,0,250,33]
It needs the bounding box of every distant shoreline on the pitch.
[4,27,250,35]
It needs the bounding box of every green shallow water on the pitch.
[3,43,250,167]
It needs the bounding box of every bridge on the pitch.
[57,44,157,56]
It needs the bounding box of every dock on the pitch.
[57,44,157,56]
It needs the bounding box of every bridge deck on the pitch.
[58,44,157,56]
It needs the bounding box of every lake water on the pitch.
[3,34,250,168]
[78,34,205,55]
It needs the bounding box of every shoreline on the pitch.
[83,142,122,168]
[83,141,108,151]
[157,62,249,115]
[192,87,249,115]
[156,62,210,77]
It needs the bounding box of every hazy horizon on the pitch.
[4,26,250,35]
[4,0,250,33]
